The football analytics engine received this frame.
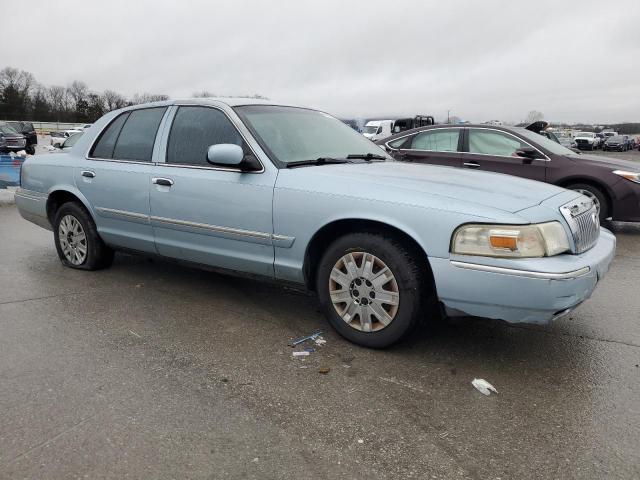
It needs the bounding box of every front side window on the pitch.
[468,129,528,157]
[235,105,390,166]
[411,129,460,152]
[166,106,245,166]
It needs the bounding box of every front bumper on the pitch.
[430,229,616,324]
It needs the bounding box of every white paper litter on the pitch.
[292,351,310,357]
[472,378,498,396]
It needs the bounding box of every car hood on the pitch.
[279,161,567,214]
[565,153,640,171]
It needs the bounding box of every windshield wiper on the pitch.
[346,153,386,161]
[285,157,350,168]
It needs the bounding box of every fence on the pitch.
[0,120,88,134]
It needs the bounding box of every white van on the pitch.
[362,120,394,141]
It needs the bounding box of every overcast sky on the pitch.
[2,0,639,123]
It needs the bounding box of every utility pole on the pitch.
[447,110,450,124]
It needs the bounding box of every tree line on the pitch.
[0,66,169,123]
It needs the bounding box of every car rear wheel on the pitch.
[25,145,35,155]
[53,202,114,270]
[316,232,432,348]
[567,183,609,222]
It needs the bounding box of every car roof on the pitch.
[381,123,530,141]
[120,97,295,110]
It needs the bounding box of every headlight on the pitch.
[452,222,570,258]
[612,170,640,184]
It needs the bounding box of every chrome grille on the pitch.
[560,197,600,253]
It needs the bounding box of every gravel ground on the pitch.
[0,206,639,479]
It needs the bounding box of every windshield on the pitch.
[235,106,390,165]
[608,136,624,142]
[0,123,20,135]
[516,128,577,155]
[576,132,593,137]
[362,125,379,134]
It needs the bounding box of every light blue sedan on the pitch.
[15,99,616,347]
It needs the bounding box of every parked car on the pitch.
[362,120,394,141]
[50,129,83,147]
[15,99,616,348]
[595,133,605,149]
[51,131,83,151]
[602,135,628,152]
[622,135,635,151]
[392,115,435,134]
[6,121,37,154]
[573,131,598,150]
[379,124,640,222]
[0,122,27,153]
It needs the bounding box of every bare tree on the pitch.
[131,93,169,104]
[524,110,544,124]
[67,81,89,106]
[102,89,128,111]
[0,67,34,93]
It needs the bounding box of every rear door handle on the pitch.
[81,170,95,178]
[152,177,174,187]
[463,162,480,169]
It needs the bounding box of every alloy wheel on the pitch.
[329,252,399,332]
[58,215,88,265]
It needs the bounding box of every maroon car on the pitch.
[378,124,640,222]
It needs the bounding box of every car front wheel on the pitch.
[53,202,114,270]
[316,232,433,348]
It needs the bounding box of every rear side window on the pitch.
[166,106,244,166]
[411,129,460,152]
[90,108,166,161]
[113,108,167,161]
[91,113,130,158]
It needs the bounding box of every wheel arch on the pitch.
[303,218,437,295]
[46,186,95,226]
[555,177,613,215]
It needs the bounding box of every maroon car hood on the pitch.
[566,154,640,171]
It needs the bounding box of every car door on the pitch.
[149,105,277,277]
[387,127,463,168]
[75,107,168,253]
[461,128,547,181]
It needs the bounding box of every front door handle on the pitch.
[463,162,480,169]
[152,177,174,187]
[81,170,95,178]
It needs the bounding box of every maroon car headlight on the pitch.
[613,170,640,184]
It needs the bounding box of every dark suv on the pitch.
[6,121,37,154]
[0,122,27,153]
[378,124,640,222]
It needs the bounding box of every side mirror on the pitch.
[206,144,244,166]
[515,146,540,162]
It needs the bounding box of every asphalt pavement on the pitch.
[0,206,639,479]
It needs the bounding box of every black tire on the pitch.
[53,202,114,270]
[25,144,35,155]
[567,183,609,222]
[316,232,433,348]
